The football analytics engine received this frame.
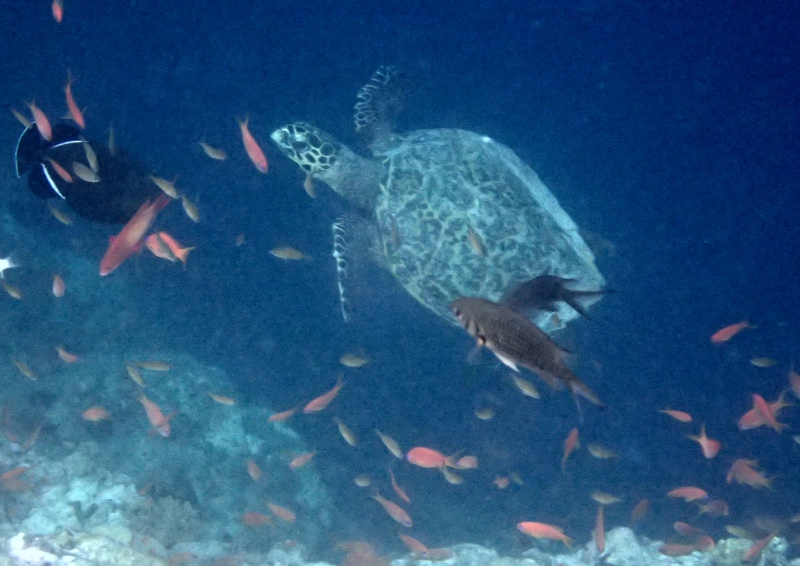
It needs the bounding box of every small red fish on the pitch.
[138,393,171,437]
[660,409,692,423]
[372,494,412,527]
[630,498,650,523]
[238,116,268,173]
[82,406,111,422]
[688,424,721,458]
[268,406,298,422]
[743,531,776,562]
[303,376,344,413]
[388,468,410,504]
[738,391,792,430]
[752,393,787,432]
[51,0,63,22]
[100,195,171,276]
[562,427,579,473]
[64,71,85,129]
[406,447,455,469]
[289,450,316,470]
[45,158,73,183]
[241,511,272,526]
[517,522,573,547]
[710,320,754,343]
[594,505,605,553]
[267,501,296,522]
[145,232,194,266]
[667,486,708,501]
[27,101,52,141]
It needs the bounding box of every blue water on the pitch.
[1,0,799,559]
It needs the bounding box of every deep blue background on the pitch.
[2,0,799,554]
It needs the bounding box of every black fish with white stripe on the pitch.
[14,122,160,224]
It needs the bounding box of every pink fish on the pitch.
[100,195,170,275]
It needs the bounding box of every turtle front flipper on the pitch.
[332,217,352,322]
[353,66,410,145]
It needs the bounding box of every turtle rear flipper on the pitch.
[353,66,411,144]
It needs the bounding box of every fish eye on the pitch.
[452,307,461,317]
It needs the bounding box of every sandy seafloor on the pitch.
[1,0,800,565]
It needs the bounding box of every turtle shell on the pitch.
[370,128,604,329]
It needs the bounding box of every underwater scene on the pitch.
[0,1,798,565]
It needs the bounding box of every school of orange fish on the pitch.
[0,3,796,564]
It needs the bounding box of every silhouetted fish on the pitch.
[500,274,610,319]
[15,122,160,224]
[451,297,603,409]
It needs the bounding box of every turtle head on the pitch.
[271,122,383,211]
[270,122,341,176]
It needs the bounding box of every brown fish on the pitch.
[451,297,603,408]
[500,274,609,319]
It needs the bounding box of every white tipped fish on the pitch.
[0,255,18,278]
[451,296,603,409]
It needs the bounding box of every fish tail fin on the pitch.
[569,378,605,410]
[178,247,195,267]
[565,289,612,319]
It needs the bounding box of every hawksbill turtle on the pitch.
[271,67,605,331]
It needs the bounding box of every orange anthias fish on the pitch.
[371,494,412,527]
[51,0,63,22]
[246,459,262,482]
[100,195,171,276]
[388,468,410,504]
[562,427,579,473]
[398,534,429,557]
[27,101,52,141]
[743,531,777,562]
[238,116,268,173]
[710,320,755,343]
[64,71,85,129]
[145,232,194,266]
[241,511,272,527]
[726,458,771,489]
[82,406,111,421]
[660,409,692,423]
[268,406,298,422]
[267,501,297,522]
[406,447,455,469]
[138,393,172,437]
[738,391,792,430]
[630,498,650,523]
[303,376,344,413]
[517,522,573,547]
[752,393,788,432]
[666,486,709,501]
[594,505,605,553]
[289,450,317,470]
[688,424,721,458]
[55,345,79,363]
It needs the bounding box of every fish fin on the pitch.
[533,369,565,391]
[493,351,519,372]
[569,378,604,409]
[465,345,483,366]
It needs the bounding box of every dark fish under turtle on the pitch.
[451,296,603,409]
[500,274,610,319]
[15,122,161,224]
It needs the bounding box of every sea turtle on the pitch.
[271,67,605,331]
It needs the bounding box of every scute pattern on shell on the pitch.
[371,128,603,327]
